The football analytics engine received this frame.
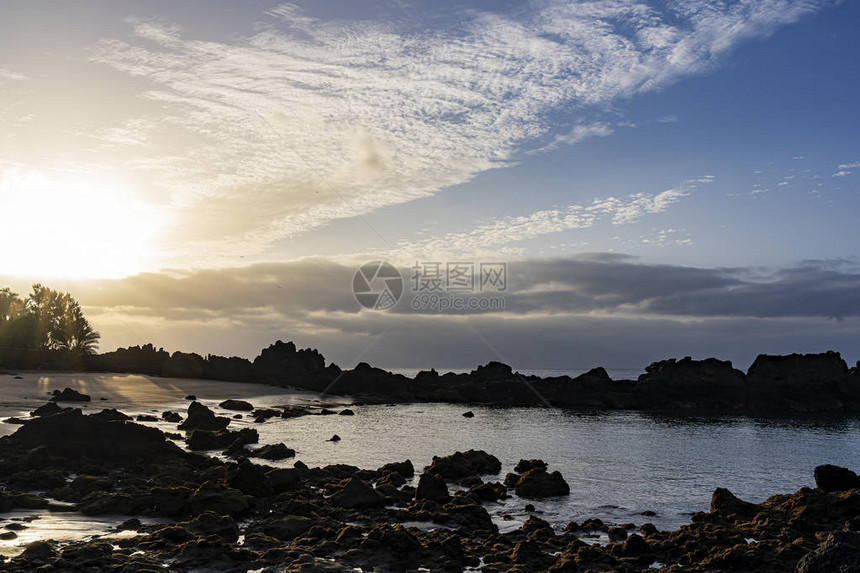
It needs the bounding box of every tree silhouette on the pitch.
[0,284,100,355]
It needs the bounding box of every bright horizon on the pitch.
[1,1,859,370]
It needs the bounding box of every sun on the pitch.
[0,170,162,279]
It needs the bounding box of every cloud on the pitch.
[387,176,712,260]
[87,0,833,262]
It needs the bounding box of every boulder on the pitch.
[187,428,258,451]
[219,399,254,411]
[260,516,312,541]
[162,411,182,423]
[9,409,181,461]
[796,530,860,573]
[339,409,355,416]
[425,450,502,479]
[710,487,760,518]
[513,468,570,498]
[378,460,414,478]
[514,459,548,473]
[50,388,91,402]
[178,401,231,431]
[814,465,860,492]
[331,477,386,509]
[229,460,273,497]
[252,443,296,460]
[184,511,239,541]
[415,472,450,503]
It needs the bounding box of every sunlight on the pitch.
[0,170,162,278]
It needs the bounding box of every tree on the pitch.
[0,284,100,355]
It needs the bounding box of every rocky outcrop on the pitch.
[512,467,570,498]
[747,352,850,412]
[178,402,231,431]
[50,387,91,402]
[636,357,748,410]
[218,399,254,411]
[814,464,860,492]
[415,472,450,503]
[425,450,502,479]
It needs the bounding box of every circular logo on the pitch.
[352,261,403,310]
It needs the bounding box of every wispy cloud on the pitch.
[88,0,832,262]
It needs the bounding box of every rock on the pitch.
[329,434,341,442]
[136,414,158,422]
[230,460,273,497]
[511,538,553,568]
[50,387,91,402]
[415,472,450,503]
[252,443,296,460]
[260,516,312,541]
[162,411,182,422]
[188,428,258,451]
[514,459,548,473]
[796,530,860,573]
[471,361,514,381]
[332,477,386,509]
[3,417,27,424]
[462,411,474,418]
[89,408,131,422]
[710,487,760,518]
[636,357,747,410]
[525,503,535,512]
[185,511,239,541]
[378,460,414,478]
[185,395,197,400]
[814,464,860,492]
[425,450,502,479]
[31,401,65,417]
[19,540,58,563]
[468,481,507,502]
[513,468,570,498]
[318,408,337,415]
[219,399,254,411]
[9,409,181,461]
[189,485,249,515]
[339,409,355,416]
[252,408,280,420]
[608,526,628,542]
[0,531,17,540]
[747,351,849,412]
[178,401,231,431]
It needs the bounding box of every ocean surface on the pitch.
[1,371,859,554]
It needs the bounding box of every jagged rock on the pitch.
[814,465,860,492]
[50,387,91,402]
[89,408,131,421]
[178,401,231,431]
[514,459,548,473]
[329,434,341,442]
[331,477,386,509]
[184,511,239,541]
[31,402,65,417]
[9,409,180,461]
[415,472,450,503]
[378,460,414,478]
[425,450,502,479]
[468,481,507,502]
[162,411,182,422]
[187,428,258,451]
[462,411,474,418]
[136,414,158,422]
[796,530,860,573]
[252,443,296,460]
[229,460,273,497]
[747,351,849,412]
[636,357,747,410]
[259,516,312,541]
[710,487,760,518]
[219,399,254,411]
[513,468,570,498]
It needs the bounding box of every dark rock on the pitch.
[229,460,273,497]
[162,411,182,422]
[252,443,296,460]
[511,538,553,568]
[377,460,414,478]
[796,530,860,573]
[462,411,474,418]
[329,434,341,442]
[415,472,450,503]
[136,414,158,422]
[189,485,249,515]
[747,351,849,412]
[472,361,514,381]
[19,540,58,563]
[252,408,280,420]
[514,458,548,473]
[31,401,65,417]
[318,408,337,415]
[814,464,860,492]
[332,476,386,509]
[425,450,502,479]
[185,395,197,400]
[187,428,258,451]
[339,408,355,416]
[260,515,312,541]
[219,399,254,411]
[636,357,747,410]
[514,468,570,498]
[178,401,231,431]
[89,408,131,422]
[185,511,239,541]
[50,387,91,402]
[710,487,760,518]
[469,481,507,502]
[9,409,181,461]
[608,526,628,542]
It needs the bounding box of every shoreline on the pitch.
[0,398,857,571]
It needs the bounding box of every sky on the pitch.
[1,0,859,372]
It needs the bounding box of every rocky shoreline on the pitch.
[0,398,858,572]
[3,341,860,412]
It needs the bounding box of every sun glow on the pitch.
[0,170,162,279]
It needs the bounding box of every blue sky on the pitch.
[1,1,859,370]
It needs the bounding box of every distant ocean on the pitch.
[388,367,646,381]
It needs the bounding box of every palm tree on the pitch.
[66,301,100,355]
